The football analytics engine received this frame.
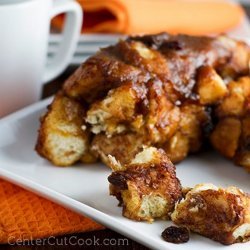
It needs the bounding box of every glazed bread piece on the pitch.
[196,65,228,105]
[235,116,250,172]
[91,133,147,168]
[108,147,182,222]
[211,76,250,171]
[171,184,250,245]
[36,92,95,166]
[162,102,209,163]
[85,77,181,144]
[85,82,143,137]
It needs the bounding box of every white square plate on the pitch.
[0,98,249,250]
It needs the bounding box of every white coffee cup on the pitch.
[0,0,83,117]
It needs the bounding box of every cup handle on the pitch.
[43,0,83,83]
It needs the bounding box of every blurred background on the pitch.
[48,0,250,65]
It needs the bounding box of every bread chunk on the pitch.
[91,133,147,168]
[210,117,241,158]
[86,83,139,136]
[108,147,182,222]
[216,77,250,118]
[163,103,209,162]
[171,183,250,245]
[196,66,227,105]
[36,92,92,166]
[235,116,250,172]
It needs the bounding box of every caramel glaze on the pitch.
[64,32,250,108]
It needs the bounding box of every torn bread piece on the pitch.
[108,147,182,222]
[196,66,228,105]
[171,183,250,245]
[86,82,140,136]
[162,103,209,163]
[210,117,241,159]
[35,92,95,166]
[91,133,147,168]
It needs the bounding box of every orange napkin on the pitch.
[0,179,103,244]
[52,0,245,35]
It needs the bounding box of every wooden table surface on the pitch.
[2,5,250,249]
